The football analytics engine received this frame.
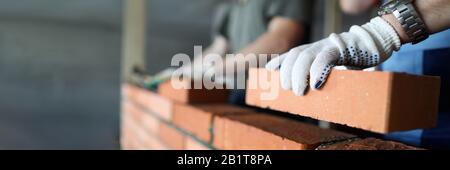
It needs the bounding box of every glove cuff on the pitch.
[362,17,402,55]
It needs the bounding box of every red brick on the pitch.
[121,111,148,150]
[133,122,168,150]
[124,100,161,135]
[120,103,135,150]
[246,68,440,133]
[123,135,143,150]
[127,129,151,150]
[122,101,142,124]
[120,137,131,150]
[317,138,421,150]
[121,102,168,150]
[213,112,354,150]
[159,123,186,150]
[140,110,161,135]
[120,122,133,150]
[122,84,173,121]
[173,104,255,143]
[120,104,130,150]
[158,79,230,104]
[185,137,211,150]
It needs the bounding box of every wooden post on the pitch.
[121,0,147,82]
[324,0,342,36]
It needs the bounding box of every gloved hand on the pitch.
[265,17,401,96]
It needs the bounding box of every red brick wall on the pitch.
[121,81,420,150]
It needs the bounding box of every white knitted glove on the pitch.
[265,17,401,96]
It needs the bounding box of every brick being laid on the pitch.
[246,68,440,134]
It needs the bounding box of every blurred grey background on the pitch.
[0,0,369,149]
[0,0,222,149]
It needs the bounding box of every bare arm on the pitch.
[340,0,379,15]
[240,17,304,56]
[382,0,450,44]
[227,17,305,71]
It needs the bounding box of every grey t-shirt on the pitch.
[213,0,312,52]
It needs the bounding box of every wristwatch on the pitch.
[378,0,429,44]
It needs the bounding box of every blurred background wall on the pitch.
[0,0,373,149]
[0,0,122,149]
[0,0,222,149]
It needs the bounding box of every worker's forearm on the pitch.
[340,0,379,15]
[225,32,300,72]
[382,0,450,44]
[236,17,305,69]
[240,32,298,58]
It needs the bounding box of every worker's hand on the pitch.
[265,17,401,96]
[143,55,213,89]
[176,55,235,86]
[180,55,219,80]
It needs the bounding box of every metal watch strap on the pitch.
[393,3,429,44]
